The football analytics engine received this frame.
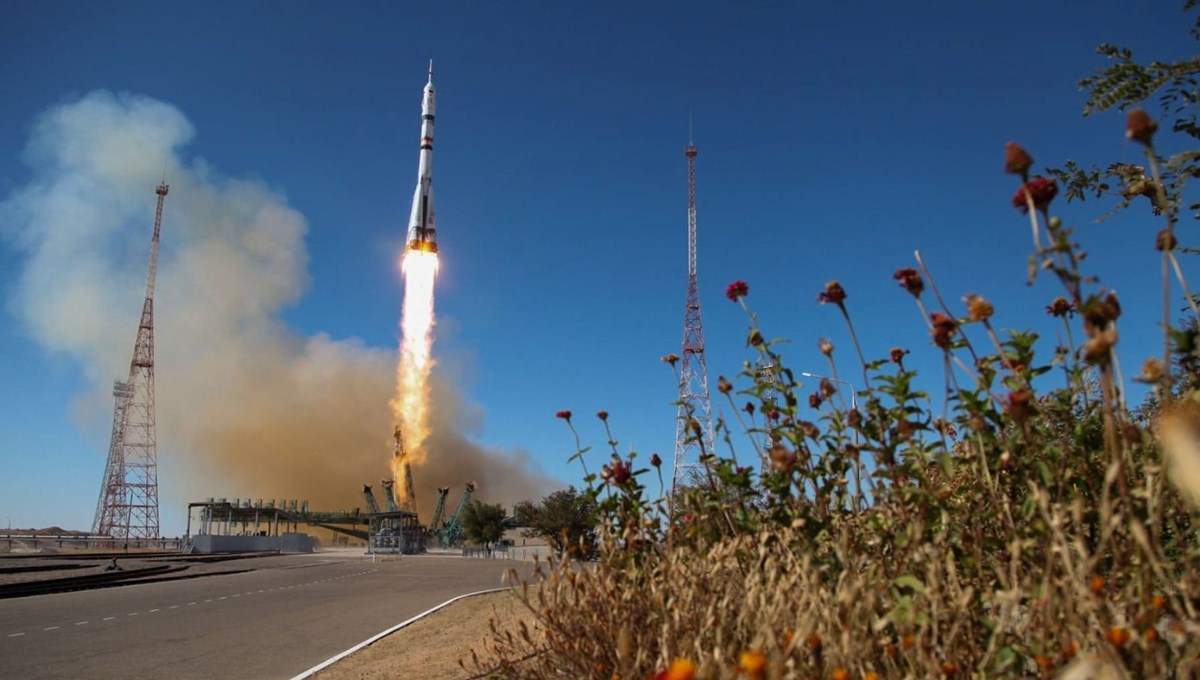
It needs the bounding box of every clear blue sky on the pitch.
[1,2,1195,534]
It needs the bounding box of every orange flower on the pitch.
[1153,594,1167,610]
[941,662,958,677]
[1089,576,1105,597]
[659,659,696,680]
[864,673,881,680]
[1035,655,1053,671]
[831,668,849,680]
[738,650,767,676]
[1105,627,1130,648]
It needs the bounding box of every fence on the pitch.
[461,545,554,561]
[1,535,183,553]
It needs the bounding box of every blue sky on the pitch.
[1,2,1195,534]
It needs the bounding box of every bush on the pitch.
[470,10,1200,679]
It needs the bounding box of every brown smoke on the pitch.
[1,91,554,527]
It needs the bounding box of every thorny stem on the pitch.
[981,319,1031,391]
[566,420,589,478]
[1168,250,1200,320]
[1020,181,1045,253]
[1143,145,1176,392]
[837,305,871,394]
[915,251,982,367]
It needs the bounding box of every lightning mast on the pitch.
[92,182,168,539]
[671,131,715,492]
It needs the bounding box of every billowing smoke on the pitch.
[0,91,554,523]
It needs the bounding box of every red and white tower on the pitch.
[672,134,715,492]
[92,182,168,539]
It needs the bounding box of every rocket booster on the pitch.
[406,62,438,254]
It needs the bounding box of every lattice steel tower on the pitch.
[672,134,715,492]
[92,182,168,539]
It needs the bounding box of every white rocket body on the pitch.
[406,65,437,253]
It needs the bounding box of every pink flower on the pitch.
[725,280,750,302]
[1012,177,1058,213]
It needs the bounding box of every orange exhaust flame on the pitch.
[390,249,439,509]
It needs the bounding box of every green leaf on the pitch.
[894,575,926,594]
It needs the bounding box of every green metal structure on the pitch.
[429,486,450,532]
[438,481,476,546]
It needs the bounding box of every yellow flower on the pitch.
[738,650,766,677]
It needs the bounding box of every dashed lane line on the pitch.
[3,568,379,639]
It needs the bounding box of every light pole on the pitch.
[800,372,858,411]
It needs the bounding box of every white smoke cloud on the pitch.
[0,91,554,523]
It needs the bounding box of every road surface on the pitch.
[0,550,530,679]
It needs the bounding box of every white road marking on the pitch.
[169,605,178,609]
[75,622,88,626]
[7,633,25,638]
[149,609,160,613]
[103,617,116,621]
[231,594,239,598]
[204,599,212,603]
[187,602,196,606]
[127,613,138,617]
[43,626,59,631]
[218,596,226,600]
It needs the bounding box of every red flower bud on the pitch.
[1126,108,1158,146]
[555,410,572,420]
[725,280,749,302]
[817,281,847,306]
[893,268,924,296]
[1004,141,1033,175]
[1012,177,1058,214]
[930,312,959,349]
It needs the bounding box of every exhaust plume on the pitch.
[0,91,555,525]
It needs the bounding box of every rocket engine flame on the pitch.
[391,249,439,500]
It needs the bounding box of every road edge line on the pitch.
[288,586,512,680]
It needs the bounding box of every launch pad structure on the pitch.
[185,480,478,555]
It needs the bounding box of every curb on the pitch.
[288,587,513,679]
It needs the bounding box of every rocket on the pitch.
[405,61,438,254]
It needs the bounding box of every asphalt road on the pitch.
[0,550,532,679]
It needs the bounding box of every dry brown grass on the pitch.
[313,590,535,680]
